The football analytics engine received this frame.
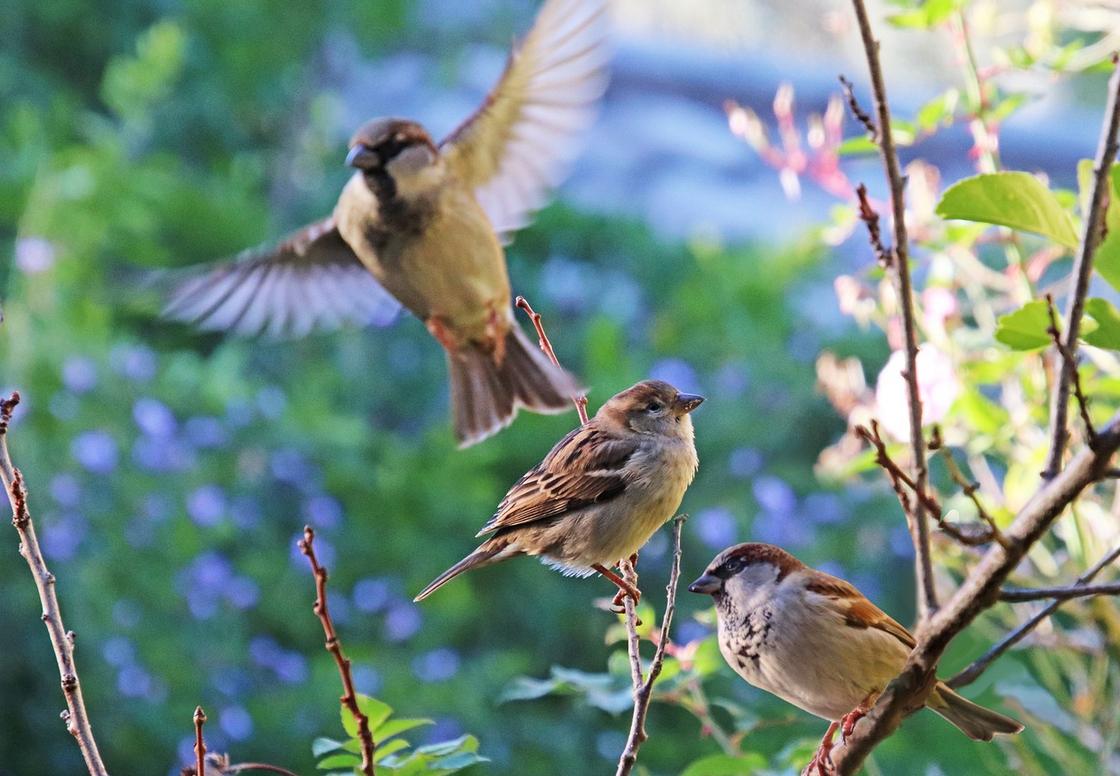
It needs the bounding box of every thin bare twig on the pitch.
[1043,54,1120,479]
[299,526,376,776]
[616,515,687,776]
[932,428,1010,549]
[838,74,877,139]
[194,707,207,776]
[514,295,589,424]
[846,0,937,619]
[855,185,891,268]
[1045,294,1098,447]
[949,543,1120,688]
[0,392,109,776]
[999,582,1120,602]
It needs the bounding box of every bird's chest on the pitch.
[718,600,775,682]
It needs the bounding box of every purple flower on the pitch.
[62,357,98,394]
[50,474,81,507]
[352,665,382,696]
[675,621,710,645]
[693,507,738,550]
[224,398,255,428]
[752,509,812,549]
[184,416,228,449]
[752,475,796,515]
[102,636,136,667]
[249,636,282,668]
[187,485,227,527]
[133,436,196,473]
[220,706,253,741]
[118,665,154,698]
[728,447,763,478]
[225,576,260,610]
[889,525,914,559]
[649,358,702,395]
[133,397,176,437]
[41,513,88,561]
[271,448,318,488]
[384,602,422,642]
[412,648,460,682]
[352,578,393,613]
[110,344,157,383]
[229,495,261,529]
[303,494,343,529]
[274,652,308,684]
[803,492,844,525]
[71,431,118,474]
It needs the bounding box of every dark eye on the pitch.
[724,557,744,574]
[646,401,663,413]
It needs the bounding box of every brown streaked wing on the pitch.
[476,423,637,535]
[807,575,917,649]
[440,0,610,241]
[162,216,400,338]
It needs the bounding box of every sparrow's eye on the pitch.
[646,401,663,413]
[724,557,744,574]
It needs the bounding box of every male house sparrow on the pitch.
[690,543,1022,772]
[414,380,703,602]
[163,0,609,447]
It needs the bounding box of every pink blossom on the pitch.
[875,345,961,440]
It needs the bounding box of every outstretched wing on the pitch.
[162,216,400,338]
[441,0,610,240]
[478,422,637,535]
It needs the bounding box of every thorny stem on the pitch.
[845,1,937,618]
[194,707,207,776]
[0,392,110,776]
[1043,55,1120,479]
[949,543,1120,688]
[616,515,686,776]
[514,295,589,424]
[299,526,376,776]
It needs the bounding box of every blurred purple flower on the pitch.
[274,652,309,684]
[71,431,118,473]
[141,492,173,522]
[50,474,81,508]
[649,358,702,395]
[753,509,812,549]
[256,386,287,419]
[540,255,593,313]
[187,485,227,527]
[188,595,220,620]
[352,664,382,696]
[41,513,88,561]
[62,357,98,394]
[133,397,176,437]
[675,621,710,645]
[16,236,55,273]
[412,648,460,682]
[184,416,228,449]
[425,717,465,746]
[110,344,157,383]
[225,576,260,610]
[220,706,253,741]
[817,560,847,579]
[693,507,738,550]
[325,591,351,625]
[384,602,422,642]
[133,436,196,473]
[728,447,763,478]
[225,398,255,428]
[714,361,750,398]
[352,578,392,613]
[117,665,153,698]
[272,448,319,489]
[802,492,844,525]
[229,495,262,529]
[249,636,282,668]
[304,494,343,529]
[889,525,914,558]
[102,636,136,667]
[753,475,795,515]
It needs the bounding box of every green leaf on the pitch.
[994,300,1053,350]
[916,88,959,131]
[887,0,962,28]
[1083,298,1120,350]
[936,172,1080,249]
[375,717,433,744]
[837,136,877,156]
[416,734,479,757]
[316,752,361,770]
[1094,232,1120,292]
[373,737,411,762]
[680,753,768,776]
[312,737,346,757]
[341,695,392,740]
[954,389,1010,436]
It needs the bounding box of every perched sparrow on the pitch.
[415,380,703,602]
[163,0,610,447]
[690,543,1022,772]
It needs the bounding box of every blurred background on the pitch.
[2,1,1119,774]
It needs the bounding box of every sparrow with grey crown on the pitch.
[690,543,1022,774]
[415,380,703,603]
[163,0,610,447]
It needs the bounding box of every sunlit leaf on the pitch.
[316,752,360,770]
[1083,298,1120,350]
[680,753,768,776]
[937,172,1079,249]
[994,300,1054,350]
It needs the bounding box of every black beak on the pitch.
[688,573,721,595]
[346,143,379,169]
[674,393,705,414]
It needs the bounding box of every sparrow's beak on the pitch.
[674,393,705,415]
[688,573,721,595]
[346,143,379,169]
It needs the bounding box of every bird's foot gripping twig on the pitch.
[594,560,641,615]
[840,702,870,741]
[807,720,840,776]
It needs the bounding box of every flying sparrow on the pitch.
[689,543,1022,773]
[414,380,703,602]
[162,0,610,447]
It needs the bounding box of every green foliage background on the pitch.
[1,2,1106,775]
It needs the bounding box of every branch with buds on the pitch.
[1,392,110,776]
[615,515,687,776]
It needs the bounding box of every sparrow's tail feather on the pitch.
[413,539,516,602]
[449,324,580,448]
[927,682,1024,741]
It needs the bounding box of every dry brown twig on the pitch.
[299,526,376,776]
[838,74,877,140]
[514,295,589,424]
[194,707,207,776]
[0,392,109,776]
[825,19,1120,773]
[615,515,687,776]
[1045,293,1098,447]
[842,21,937,619]
[1043,52,1120,478]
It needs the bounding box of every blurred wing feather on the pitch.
[441,0,610,239]
[162,217,400,338]
[478,423,637,535]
